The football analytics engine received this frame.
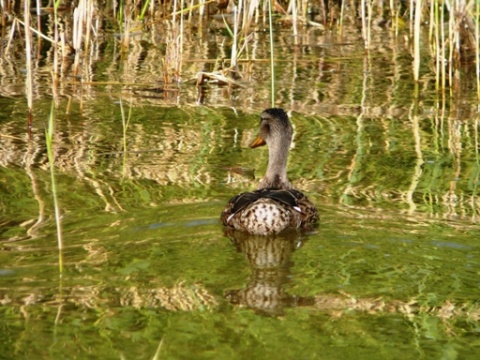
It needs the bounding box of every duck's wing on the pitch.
[222,188,303,223]
[266,188,318,225]
[290,189,319,226]
[262,189,302,212]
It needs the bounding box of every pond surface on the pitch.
[1,14,480,360]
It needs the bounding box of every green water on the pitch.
[1,17,480,360]
[2,102,480,359]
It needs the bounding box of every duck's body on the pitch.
[221,108,318,235]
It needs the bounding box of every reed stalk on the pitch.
[230,1,240,69]
[24,0,33,131]
[83,0,94,59]
[46,103,64,272]
[178,0,184,81]
[139,0,152,21]
[268,0,274,107]
[52,3,59,84]
[360,0,372,49]
[339,0,345,37]
[72,0,95,76]
[291,0,298,46]
[116,0,133,52]
[5,0,480,115]
[34,0,42,59]
[447,0,454,97]
[166,0,184,83]
[390,0,399,35]
[428,0,434,42]
[440,0,446,91]
[413,0,422,82]
[476,0,480,101]
[73,2,83,76]
[152,338,164,360]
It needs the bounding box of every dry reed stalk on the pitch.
[71,0,95,78]
[428,0,435,42]
[51,0,64,97]
[291,0,298,46]
[83,0,94,57]
[447,1,455,96]
[164,0,184,83]
[72,2,84,76]
[179,0,184,80]
[360,0,372,49]
[250,0,262,33]
[14,17,56,41]
[439,0,446,91]
[198,0,205,17]
[413,0,422,82]
[433,0,441,91]
[4,18,17,55]
[24,0,33,131]
[339,0,346,36]
[0,1,5,29]
[476,0,480,101]
[268,0,275,106]
[230,1,240,68]
[409,0,414,35]
[172,0,178,24]
[430,0,447,93]
[389,0,397,35]
[34,0,42,59]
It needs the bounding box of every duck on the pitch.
[221,108,318,235]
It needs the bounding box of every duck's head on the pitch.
[249,108,293,189]
[250,108,293,149]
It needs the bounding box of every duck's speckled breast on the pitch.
[226,198,301,235]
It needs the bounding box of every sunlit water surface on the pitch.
[1,21,480,360]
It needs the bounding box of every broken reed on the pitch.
[4,0,480,103]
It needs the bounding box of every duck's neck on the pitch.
[258,140,292,190]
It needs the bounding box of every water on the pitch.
[1,17,480,360]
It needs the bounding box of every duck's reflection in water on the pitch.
[223,230,479,320]
[224,229,314,316]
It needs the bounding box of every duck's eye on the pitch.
[263,123,271,134]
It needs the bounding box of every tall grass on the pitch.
[46,103,64,273]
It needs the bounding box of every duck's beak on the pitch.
[250,134,266,148]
